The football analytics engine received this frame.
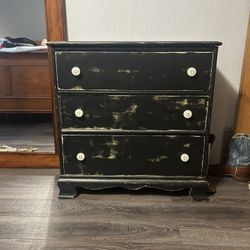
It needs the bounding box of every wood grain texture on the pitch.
[235,16,250,133]
[11,66,51,97]
[0,66,11,96]
[0,0,65,168]
[0,168,249,249]
[0,98,52,113]
[44,0,66,41]
[209,164,250,182]
[0,52,52,113]
[0,52,48,66]
[0,154,59,168]
[44,0,67,154]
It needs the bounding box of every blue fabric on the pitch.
[228,133,250,167]
[0,37,35,48]
[0,38,16,48]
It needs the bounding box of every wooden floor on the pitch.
[0,168,249,250]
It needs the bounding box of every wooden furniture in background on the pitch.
[209,16,250,181]
[0,52,52,113]
[0,0,65,168]
[230,15,250,180]
[235,15,250,133]
[44,0,67,41]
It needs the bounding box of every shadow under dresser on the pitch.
[48,41,222,200]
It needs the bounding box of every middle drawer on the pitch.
[59,94,209,132]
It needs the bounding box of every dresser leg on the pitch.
[190,182,209,201]
[58,181,77,199]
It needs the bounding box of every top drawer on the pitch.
[55,51,213,92]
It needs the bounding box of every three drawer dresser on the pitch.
[48,41,222,200]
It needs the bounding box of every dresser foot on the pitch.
[58,181,77,199]
[189,182,209,201]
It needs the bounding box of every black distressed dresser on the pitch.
[48,41,221,200]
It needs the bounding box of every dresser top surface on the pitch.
[47,41,222,49]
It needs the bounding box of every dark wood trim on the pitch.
[235,15,250,133]
[0,153,59,168]
[209,164,250,182]
[223,16,250,180]
[0,0,66,168]
[209,17,250,179]
[0,98,52,113]
[0,51,49,66]
[44,0,67,155]
[44,0,67,41]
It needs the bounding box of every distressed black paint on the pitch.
[48,41,222,200]
[60,94,209,131]
[62,134,205,176]
[56,52,213,91]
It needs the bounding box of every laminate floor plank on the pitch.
[0,168,249,249]
[1,239,249,250]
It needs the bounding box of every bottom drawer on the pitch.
[61,134,206,177]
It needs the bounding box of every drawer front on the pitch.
[59,94,209,132]
[11,65,51,97]
[61,134,205,176]
[55,51,213,91]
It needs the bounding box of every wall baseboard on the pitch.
[209,163,250,182]
[0,153,59,168]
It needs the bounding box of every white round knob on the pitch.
[187,67,197,77]
[76,153,85,161]
[75,108,84,118]
[71,66,81,76]
[183,110,192,119]
[180,153,190,162]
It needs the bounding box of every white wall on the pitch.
[65,0,250,164]
[0,0,46,40]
